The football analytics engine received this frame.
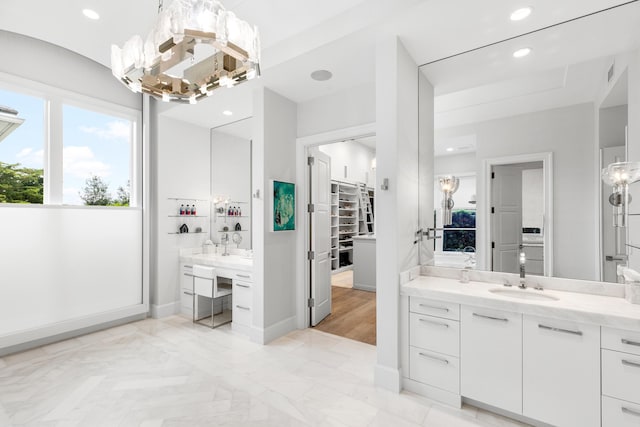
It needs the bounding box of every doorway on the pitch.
[304,135,377,345]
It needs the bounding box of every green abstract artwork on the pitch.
[273,180,295,231]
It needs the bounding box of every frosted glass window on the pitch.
[0,88,45,204]
[62,104,133,206]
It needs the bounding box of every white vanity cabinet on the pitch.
[601,327,640,426]
[522,316,600,427]
[407,297,460,403]
[460,305,522,414]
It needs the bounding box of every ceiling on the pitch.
[1,0,636,130]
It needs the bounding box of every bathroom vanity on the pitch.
[180,250,254,337]
[401,271,640,427]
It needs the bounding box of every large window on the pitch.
[0,88,45,204]
[0,82,139,207]
[63,105,133,206]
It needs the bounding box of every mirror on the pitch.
[419,2,640,282]
[210,117,252,250]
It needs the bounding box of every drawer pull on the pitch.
[184,273,194,277]
[622,359,640,368]
[622,338,640,347]
[184,291,194,296]
[184,265,193,268]
[418,352,449,365]
[236,284,251,289]
[622,407,640,417]
[237,274,251,279]
[473,313,508,322]
[538,324,582,336]
[235,305,250,311]
[419,318,449,328]
[419,303,449,312]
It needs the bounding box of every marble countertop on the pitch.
[180,253,252,272]
[402,275,640,330]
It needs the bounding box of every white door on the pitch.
[309,149,332,326]
[602,146,626,282]
[492,165,522,273]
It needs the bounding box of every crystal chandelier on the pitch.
[111,0,261,104]
[602,161,640,227]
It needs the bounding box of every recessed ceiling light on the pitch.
[310,70,333,81]
[82,9,100,20]
[446,147,455,152]
[510,7,532,21]
[222,110,233,116]
[513,47,532,58]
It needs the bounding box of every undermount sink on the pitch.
[489,288,559,301]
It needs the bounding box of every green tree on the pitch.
[113,180,130,206]
[79,175,111,206]
[0,161,44,204]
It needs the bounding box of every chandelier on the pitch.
[111,0,261,104]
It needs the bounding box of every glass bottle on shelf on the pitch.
[192,204,197,215]
[180,204,185,215]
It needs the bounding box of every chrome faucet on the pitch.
[519,249,526,289]
[221,233,230,256]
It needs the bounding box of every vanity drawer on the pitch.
[602,396,640,427]
[410,297,459,321]
[233,302,252,326]
[409,346,459,394]
[233,281,252,308]
[410,313,459,356]
[233,271,253,282]
[602,327,640,356]
[602,349,640,404]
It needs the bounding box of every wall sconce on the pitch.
[602,161,640,227]
[371,157,377,170]
[439,175,459,226]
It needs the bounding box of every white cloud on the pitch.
[63,146,111,179]
[15,147,44,168]
[79,121,131,141]
[63,187,82,205]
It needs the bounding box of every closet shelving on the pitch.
[330,182,339,271]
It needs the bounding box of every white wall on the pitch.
[252,87,298,342]
[625,51,640,271]
[318,140,376,187]
[297,83,375,138]
[599,105,628,148]
[0,31,145,352]
[437,103,596,280]
[376,36,421,391]
[152,115,211,314]
[522,168,544,229]
[434,152,476,175]
[211,130,252,249]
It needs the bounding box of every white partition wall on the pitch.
[0,206,144,347]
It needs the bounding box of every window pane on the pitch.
[444,209,476,228]
[0,89,45,204]
[62,105,132,206]
[443,230,476,251]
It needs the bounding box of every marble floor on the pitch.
[0,316,531,427]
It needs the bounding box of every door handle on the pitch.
[606,255,628,262]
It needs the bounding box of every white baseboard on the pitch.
[353,283,376,292]
[375,363,402,392]
[150,301,180,318]
[254,315,297,344]
[0,304,147,356]
[402,377,462,408]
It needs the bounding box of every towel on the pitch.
[618,266,640,304]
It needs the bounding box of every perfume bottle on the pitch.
[185,204,191,215]
[179,204,185,215]
[192,204,196,215]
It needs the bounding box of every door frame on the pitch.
[479,152,554,277]
[295,123,376,329]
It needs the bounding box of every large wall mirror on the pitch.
[419,1,640,282]
[210,117,252,250]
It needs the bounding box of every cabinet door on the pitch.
[523,316,600,427]
[460,305,522,414]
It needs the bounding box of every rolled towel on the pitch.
[618,266,640,304]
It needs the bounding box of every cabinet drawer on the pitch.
[603,396,640,427]
[410,313,459,356]
[233,302,252,327]
[602,349,640,404]
[602,327,640,356]
[410,297,459,320]
[409,346,459,394]
[233,271,253,282]
[233,281,252,308]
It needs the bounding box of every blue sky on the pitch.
[0,88,131,204]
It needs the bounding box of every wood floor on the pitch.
[315,285,376,345]
[331,270,353,288]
